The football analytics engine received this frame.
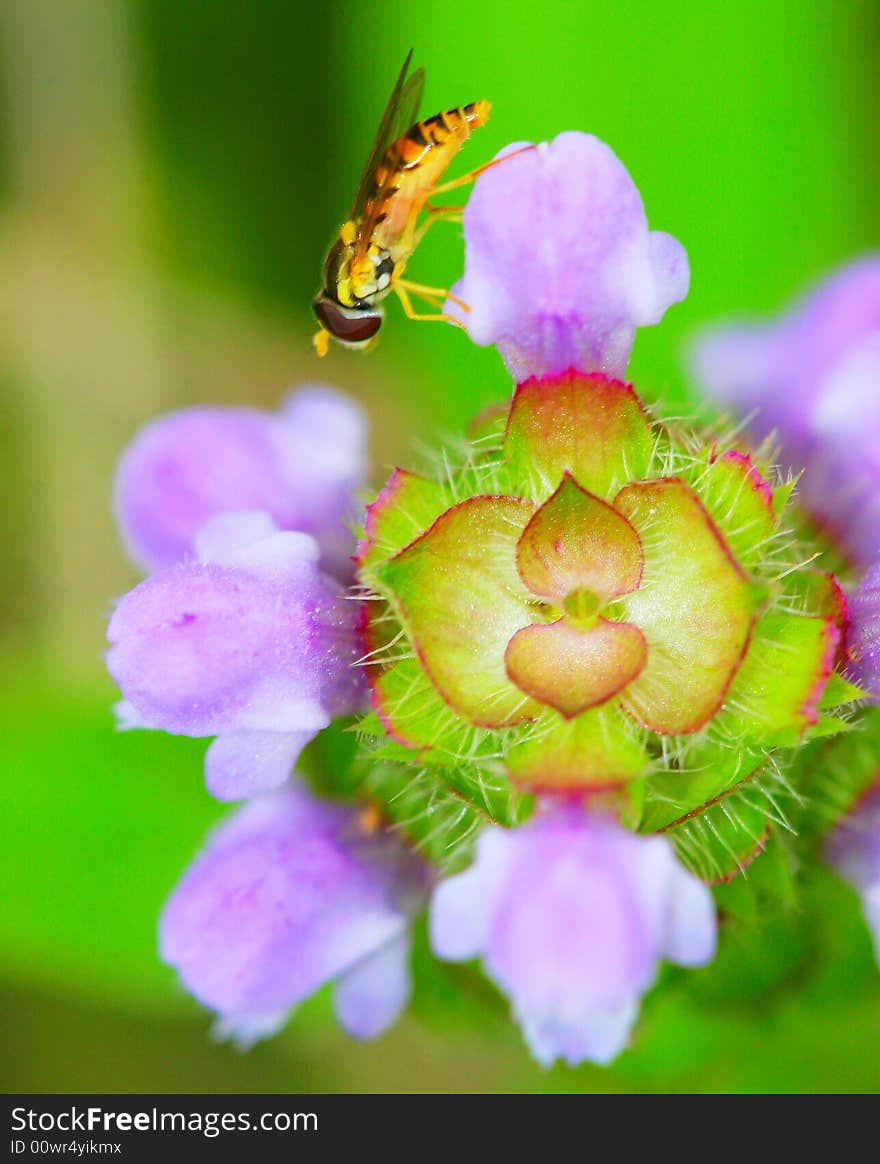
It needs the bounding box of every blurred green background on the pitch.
[2,0,879,1093]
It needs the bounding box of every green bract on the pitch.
[354,371,862,879]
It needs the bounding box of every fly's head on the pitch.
[313,229,394,354]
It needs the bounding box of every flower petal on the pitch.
[333,933,412,1040]
[204,731,312,801]
[514,995,639,1068]
[192,510,281,562]
[661,859,719,966]
[430,807,717,1068]
[849,562,880,699]
[107,526,364,738]
[865,886,880,965]
[376,496,540,727]
[159,785,421,1028]
[825,781,880,965]
[504,372,653,503]
[690,256,880,569]
[692,257,880,447]
[614,478,756,734]
[430,830,514,961]
[212,1010,290,1050]
[515,473,643,602]
[807,340,880,565]
[448,132,689,380]
[505,618,647,718]
[114,385,367,579]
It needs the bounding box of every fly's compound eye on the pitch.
[312,297,383,347]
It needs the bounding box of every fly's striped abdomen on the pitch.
[396,100,491,171]
[361,101,491,250]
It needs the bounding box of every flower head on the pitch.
[430,804,716,1066]
[115,385,367,581]
[447,132,689,382]
[161,783,427,1044]
[690,255,880,569]
[107,511,365,800]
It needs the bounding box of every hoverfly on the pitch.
[313,52,509,356]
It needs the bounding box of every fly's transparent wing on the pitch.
[351,51,425,220]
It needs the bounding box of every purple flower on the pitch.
[690,255,880,569]
[825,781,880,965]
[115,384,367,581]
[160,783,427,1045]
[849,562,880,699]
[107,510,365,800]
[447,132,690,383]
[430,805,716,1067]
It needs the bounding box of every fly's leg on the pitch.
[399,198,464,254]
[396,278,470,313]
[393,281,467,328]
[424,203,464,216]
[393,283,453,323]
[313,328,330,357]
[412,204,464,247]
[427,143,535,197]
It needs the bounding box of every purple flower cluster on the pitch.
[106,130,880,1066]
[691,256,880,937]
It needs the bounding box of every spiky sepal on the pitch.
[342,372,865,884]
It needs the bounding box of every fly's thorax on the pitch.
[349,244,396,304]
[322,231,395,309]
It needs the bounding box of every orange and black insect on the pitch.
[313,52,495,356]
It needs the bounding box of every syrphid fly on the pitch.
[313,52,514,356]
